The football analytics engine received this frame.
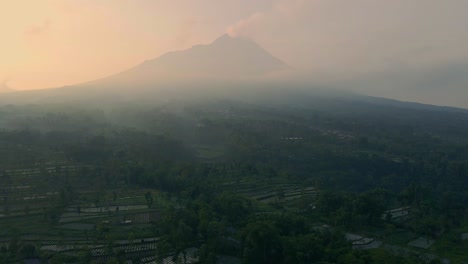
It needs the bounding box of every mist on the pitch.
[228,0,468,108]
[2,0,468,108]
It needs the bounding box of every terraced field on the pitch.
[0,164,172,263]
[0,165,91,216]
[41,237,161,263]
[222,179,317,211]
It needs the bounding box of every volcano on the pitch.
[89,34,288,87]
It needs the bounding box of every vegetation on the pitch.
[0,96,467,263]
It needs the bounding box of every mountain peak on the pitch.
[213,33,234,42]
[210,34,264,49]
[89,34,288,87]
[212,33,247,43]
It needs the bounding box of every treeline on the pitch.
[1,101,468,263]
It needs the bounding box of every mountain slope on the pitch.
[0,34,289,104]
[0,34,467,114]
[91,34,288,87]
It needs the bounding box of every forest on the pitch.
[0,95,467,263]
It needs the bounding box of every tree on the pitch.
[242,221,282,264]
[19,243,37,259]
[145,191,154,208]
[173,221,194,255]
[105,257,119,264]
[128,232,135,246]
[156,239,171,264]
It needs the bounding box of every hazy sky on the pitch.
[0,0,271,90]
[1,0,468,107]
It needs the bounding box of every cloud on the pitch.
[227,0,303,38]
[175,17,199,47]
[25,19,51,36]
[226,0,468,108]
[0,78,13,93]
[229,0,468,69]
[227,12,264,38]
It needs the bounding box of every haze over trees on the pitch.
[0,33,467,263]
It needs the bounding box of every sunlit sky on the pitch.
[0,0,272,90]
[1,0,468,107]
